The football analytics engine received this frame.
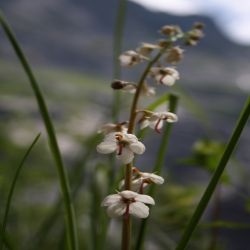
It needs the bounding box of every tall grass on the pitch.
[0,12,78,250]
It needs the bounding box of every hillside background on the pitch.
[0,0,249,249]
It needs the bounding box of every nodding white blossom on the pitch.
[120,167,164,193]
[185,23,204,46]
[166,46,184,64]
[160,25,183,37]
[136,42,160,56]
[96,132,145,164]
[151,67,180,86]
[111,80,137,94]
[119,50,147,67]
[139,111,178,133]
[111,80,155,96]
[141,82,156,97]
[98,122,128,135]
[101,190,155,218]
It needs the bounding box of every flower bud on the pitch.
[111,80,137,94]
[193,22,205,30]
[166,46,184,64]
[136,43,160,56]
[160,25,182,36]
[119,50,147,67]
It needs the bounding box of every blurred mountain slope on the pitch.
[0,0,249,79]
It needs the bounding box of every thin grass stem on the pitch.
[0,12,78,250]
[0,133,41,250]
[175,96,250,250]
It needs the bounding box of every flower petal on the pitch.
[107,202,126,217]
[140,119,150,129]
[160,75,175,86]
[96,141,117,154]
[101,194,121,206]
[129,142,145,155]
[135,194,155,205]
[149,119,164,131]
[119,54,132,66]
[120,190,138,199]
[124,133,138,143]
[166,113,178,123]
[129,202,149,218]
[116,147,134,164]
[142,173,164,184]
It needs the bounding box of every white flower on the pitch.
[119,50,147,67]
[140,111,178,133]
[101,190,155,218]
[111,80,137,94]
[141,83,156,97]
[136,42,160,56]
[96,132,145,164]
[151,67,180,86]
[98,122,128,135]
[120,167,164,192]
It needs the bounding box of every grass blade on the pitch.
[0,12,78,250]
[175,96,250,250]
[147,93,169,111]
[0,133,41,250]
[135,94,179,250]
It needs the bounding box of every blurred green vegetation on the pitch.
[0,57,250,250]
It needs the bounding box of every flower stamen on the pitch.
[154,118,162,133]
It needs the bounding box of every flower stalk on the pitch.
[97,23,203,250]
[121,47,170,250]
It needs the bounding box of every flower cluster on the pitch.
[97,23,203,219]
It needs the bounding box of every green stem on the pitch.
[0,12,78,250]
[0,133,41,250]
[175,96,250,250]
[28,134,100,250]
[135,94,179,250]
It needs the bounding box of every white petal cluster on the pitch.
[140,111,178,133]
[96,132,145,164]
[151,67,180,86]
[141,83,156,97]
[136,42,160,56]
[119,50,147,67]
[98,122,128,135]
[101,190,155,218]
[120,168,164,192]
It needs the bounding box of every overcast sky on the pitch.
[129,0,250,45]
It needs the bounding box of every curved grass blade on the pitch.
[175,96,250,250]
[0,133,41,250]
[28,134,100,250]
[135,94,179,250]
[0,232,14,250]
[0,12,78,250]
[147,93,169,111]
